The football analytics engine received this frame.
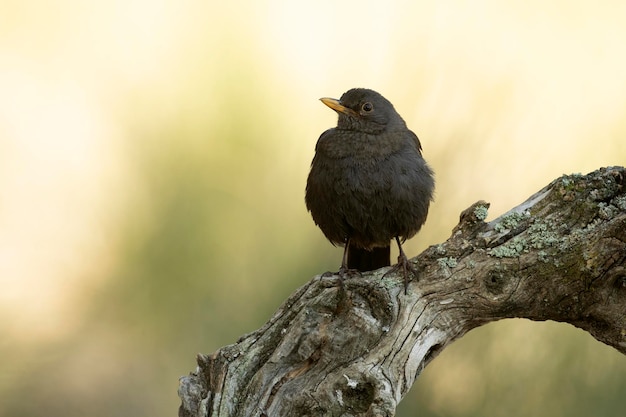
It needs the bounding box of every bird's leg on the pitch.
[340,238,351,272]
[321,238,356,315]
[396,236,417,293]
[322,238,361,280]
[337,238,361,278]
[383,237,418,294]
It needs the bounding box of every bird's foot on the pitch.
[321,268,361,279]
[323,267,361,291]
[338,267,362,278]
[382,254,418,294]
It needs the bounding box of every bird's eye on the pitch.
[361,102,373,112]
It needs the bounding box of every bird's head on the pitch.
[320,88,406,134]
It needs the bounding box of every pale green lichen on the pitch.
[379,274,400,289]
[473,204,489,221]
[434,244,447,255]
[489,168,624,260]
[527,220,561,249]
[490,217,564,258]
[560,173,583,191]
[489,236,526,258]
[437,257,458,268]
[494,211,529,233]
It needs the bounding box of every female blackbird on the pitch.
[305,88,434,290]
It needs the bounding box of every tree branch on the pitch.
[179,166,626,417]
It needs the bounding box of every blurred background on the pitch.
[1,0,625,416]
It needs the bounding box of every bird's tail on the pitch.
[347,246,391,272]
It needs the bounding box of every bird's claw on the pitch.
[382,254,418,294]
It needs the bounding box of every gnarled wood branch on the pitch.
[179,166,626,417]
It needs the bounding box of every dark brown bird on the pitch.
[305,88,434,291]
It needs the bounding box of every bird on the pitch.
[305,88,434,292]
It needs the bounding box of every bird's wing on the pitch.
[408,130,423,153]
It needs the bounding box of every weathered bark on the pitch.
[179,166,626,417]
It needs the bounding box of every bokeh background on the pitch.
[1,0,626,416]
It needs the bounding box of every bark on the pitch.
[179,166,626,417]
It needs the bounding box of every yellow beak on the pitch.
[320,97,359,117]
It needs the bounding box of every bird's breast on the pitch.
[316,129,411,161]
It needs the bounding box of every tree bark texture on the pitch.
[179,166,626,417]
